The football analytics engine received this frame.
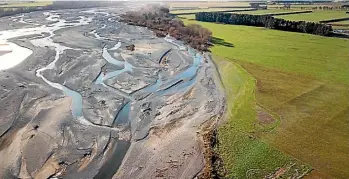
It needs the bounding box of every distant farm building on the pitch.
[284,4,291,9]
[250,2,268,9]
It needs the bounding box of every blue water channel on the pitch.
[94,41,203,127]
[32,14,204,178]
[92,39,203,179]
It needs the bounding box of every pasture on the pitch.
[331,20,349,29]
[0,1,52,7]
[180,15,349,178]
[232,9,305,15]
[174,6,349,30]
[167,1,250,9]
[170,8,253,15]
[277,10,349,22]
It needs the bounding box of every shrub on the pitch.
[121,6,212,51]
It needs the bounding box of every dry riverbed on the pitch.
[0,3,225,179]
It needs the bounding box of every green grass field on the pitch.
[332,20,349,24]
[180,16,349,178]
[167,1,250,9]
[277,10,349,22]
[0,1,52,7]
[177,9,349,31]
[232,9,304,15]
[268,4,342,9]
[178,14,196,20]
[213,55,311,178]
[170,8,253,15]
[331,20,349,29]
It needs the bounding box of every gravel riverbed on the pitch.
[0,4,225,179]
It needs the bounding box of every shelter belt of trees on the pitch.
[195,12,333,36]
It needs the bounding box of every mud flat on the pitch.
[0,3,225,179]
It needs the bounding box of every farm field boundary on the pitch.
[320,17,349,23]
[180,16,349,178]
[171,8,256,15]
[266,10,313,16]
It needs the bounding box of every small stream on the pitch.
[93,35,203,178]
[95,37,203,126]
[0,10,203,178]
[32,13,91,122]
[1,12,95,125]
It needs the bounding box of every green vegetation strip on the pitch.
[330,20,349,28]
[0,1,52,7]
[233,9,312,16]
[213,56,310,178]
[264,10,312,16]
[180,17,349,178]
[277,10,349,22]
[320,17,349,23]
[171,8,255,15]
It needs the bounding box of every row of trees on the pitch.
[121,6,212,51]
[195,12,333,36]
[305,6,348,10]
[275,6,349,10]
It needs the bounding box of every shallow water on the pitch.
[109,42,121,51]
[113,102,131,126]
[164,35,187,51]
[94,140,130,179]
[36,71,84,118]
[1,10,204,178]
[31,12,92,120]
[0,42,33,70]
[102,46,125,66]
[95,36,203,125]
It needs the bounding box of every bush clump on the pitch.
[121,5,212,51]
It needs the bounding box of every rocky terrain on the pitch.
[0,4,225,179]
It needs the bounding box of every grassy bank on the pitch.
[213,55,310,178]
[180,16,349,178]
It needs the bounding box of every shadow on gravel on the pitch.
[211,37,234,48]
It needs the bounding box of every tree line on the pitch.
[303,6,349,10]
[121,6,212,51]
[195,12,333,36]
[275,6,349,10]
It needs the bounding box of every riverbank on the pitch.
[0,4,225,179]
